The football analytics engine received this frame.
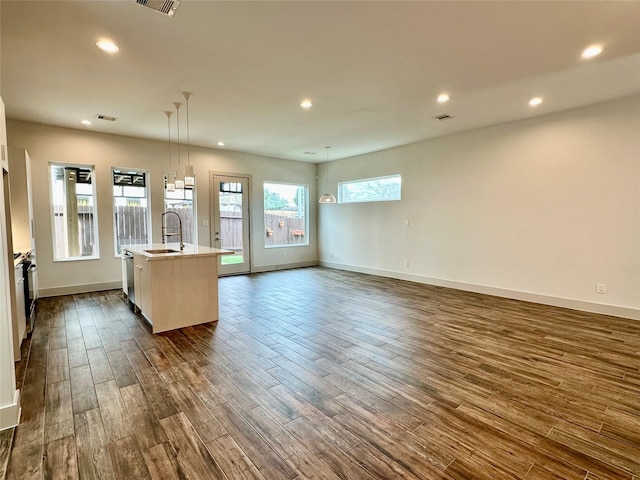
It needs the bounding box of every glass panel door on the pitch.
[212,174,250,275]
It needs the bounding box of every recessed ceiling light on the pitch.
[217,141,225,147]
[437,93,450,103]
[96,39,119,53]
[300,99,313,109]
[581,45,603,59]
[529,97,543,107]
[80,119,92,126]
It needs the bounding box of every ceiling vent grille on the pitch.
[96,114,118,122]
[132,0,181,17]
[434,114,453,121]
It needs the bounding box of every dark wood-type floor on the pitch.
[4,267,640,479]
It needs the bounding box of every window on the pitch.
[49,163,99,260]
[338,174,402,203]
[163,174,195,244]
[113,168,150,255]
[264,182,308,247]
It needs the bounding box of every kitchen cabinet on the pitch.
[7,148,37,346]
[124,243,231,333]
[13,263,26,345]
[0,100,6,172]
[1,95,21,429]
[121,255,127,295]
[1,98,23,362]
[132,254,152,321]
[7,148,35,253]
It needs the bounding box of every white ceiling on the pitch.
[2,1,639,162]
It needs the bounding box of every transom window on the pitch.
[338,174,402,203]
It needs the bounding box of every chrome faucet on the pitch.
[161,211,185,250]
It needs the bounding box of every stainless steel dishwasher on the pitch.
[123,251,135,306]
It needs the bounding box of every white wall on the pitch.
[6,96,639,318]
[319,96,640,319]
[6,121,319,296]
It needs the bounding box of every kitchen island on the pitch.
[123,243,232,333]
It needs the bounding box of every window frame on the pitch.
[49,162,100,262]
[338,174,402,204]
[112,167,151,257]
[263,181,309,249]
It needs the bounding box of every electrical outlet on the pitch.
[403,260,409,267]
[330,252,334,258]
[283,252,287,258]
[404,220,410,227]
[596,283,606,294]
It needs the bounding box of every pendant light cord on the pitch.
[183,92,191,166]
[325,146,330,188]
[165,111,173,171]
[174,102,182,171]
[186,97,190,166]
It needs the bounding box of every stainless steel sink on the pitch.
[144,248,180,254]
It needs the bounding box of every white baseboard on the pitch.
[251,261,319,274]
[39,281,122,298]
[0,390,21,431]
[38,264,321,295]
[320,261,639,321]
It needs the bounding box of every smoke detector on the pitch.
[132,0,181,17]
[95,114,118,122]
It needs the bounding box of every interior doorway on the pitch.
[211,174,251,275]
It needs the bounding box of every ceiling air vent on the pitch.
[132,0,181,17]
[434,114,453,121]
[96,114,118,122]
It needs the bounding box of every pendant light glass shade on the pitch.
[319,193,337,204]
[164,111,176,192]
[184,165,195,188]
[183,92,195,188]
[319,146,337,204]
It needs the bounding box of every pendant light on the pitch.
[319,146,337,204]
[164,111,176,192]
[182,92,195,188]
[173,102,185,190]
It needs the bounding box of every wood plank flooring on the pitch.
[4,267,640,479]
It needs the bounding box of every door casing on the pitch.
[210,172,252,276]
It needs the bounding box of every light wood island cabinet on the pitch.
[124,243,232,333]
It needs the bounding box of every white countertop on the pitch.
[123,243,233,260]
